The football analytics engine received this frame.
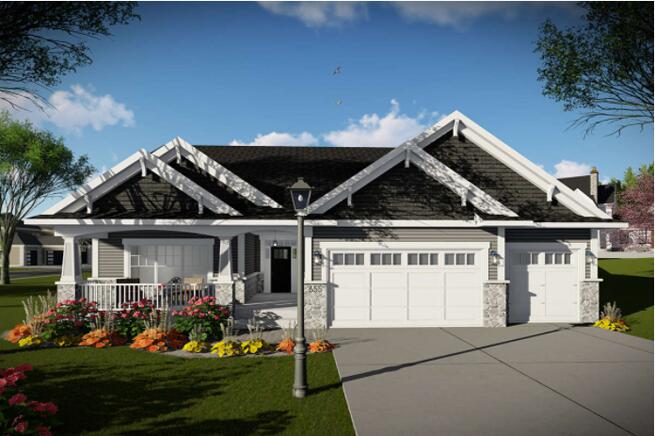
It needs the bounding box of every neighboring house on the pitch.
[559,171,651,250]
[26,111,625,328]
[1,221,90,267]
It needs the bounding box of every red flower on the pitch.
[9,393,27,406]
[14,420,28,433]
[44,402,58,415]
[37,426,52,436]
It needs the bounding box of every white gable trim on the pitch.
[43,149,241,216]
[153,137,282,208]
[306,113,460,214]
[306,110,610,219]
[409,146,518,217]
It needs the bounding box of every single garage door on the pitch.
[328,248,484,327]
[507,243,583,323]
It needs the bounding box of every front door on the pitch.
[28,250,38,266]
[271,247,291,293]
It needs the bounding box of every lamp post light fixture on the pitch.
[288,177,312,399]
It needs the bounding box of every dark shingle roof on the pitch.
[597,184,616,204]
[559,175,591,197]
[35,142,609,222]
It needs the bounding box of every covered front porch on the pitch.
[50,223,327,328]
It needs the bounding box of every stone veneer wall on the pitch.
[214,283,233,306]
[579,281,600,323]
[304,283,327,329]
[483,282,507,327]
[243,272,264,303]
[57,283,77,303]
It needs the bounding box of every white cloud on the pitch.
[230,131,318,146]
[0,84,134,133]
[553,160,592,178]
[258,1,366,27]
[390,2,518,29]
[230,99,434,148]
[324,99,432,147]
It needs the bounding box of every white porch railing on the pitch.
[77,283,216,310]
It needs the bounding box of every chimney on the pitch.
[590,167,599,203]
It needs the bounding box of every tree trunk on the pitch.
[1,241,10,285]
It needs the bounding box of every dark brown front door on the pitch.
[271,247,291,293]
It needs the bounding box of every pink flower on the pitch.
[14,420,28,433]
[37,426,52,436]
[9,393,27,405]
[44,402,58,415]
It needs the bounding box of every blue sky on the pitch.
[3,2,653,215]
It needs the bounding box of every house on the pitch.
[0,220,90,267]
[559,171,651,250]
[26,111,626,328]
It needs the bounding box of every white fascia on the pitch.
[140,150,240,215]
[453,111,609,219]
[305,110,611,220]
[24,218,629,229]
[409,146,518,217]
[153,137,282,208]
[43,148,241,216]
[305,114,459,214]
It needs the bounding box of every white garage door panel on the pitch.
[328,248,484,327]
[507,244,581,323]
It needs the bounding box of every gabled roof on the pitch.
[559,175,592,198]
[35,111,614,223]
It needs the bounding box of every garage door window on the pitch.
[370,253,401,265]
[332,253,364,266]
[407,253,439,265]
[444,252,475,266]
[545,252,571,265]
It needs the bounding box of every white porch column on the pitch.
[56,236,81,302]
[217,238,233,281]
[60,236,82,283]
[497,227,506,281]
[237,233,246,276]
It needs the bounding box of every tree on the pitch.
[616,172,654,246]
[0,2,139,109]
[0,112,94,284]
[535,2,653,136]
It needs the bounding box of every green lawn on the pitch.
[599,258,654,340]
[0,276,354,435]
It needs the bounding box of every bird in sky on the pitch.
[336,99,343,105]
[333,66,342,75]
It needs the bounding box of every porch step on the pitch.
[234,293,297,330]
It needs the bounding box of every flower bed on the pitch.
[130,328,186,353]
[1,364,58,435]
[172,296,230,342]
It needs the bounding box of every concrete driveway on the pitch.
[331,325,653,436]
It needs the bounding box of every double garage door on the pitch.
[328,244,486,327]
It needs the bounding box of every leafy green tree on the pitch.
[535,2,653,135]
[0,2,139,108]
[0,112,94,284]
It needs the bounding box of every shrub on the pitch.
[594,301,631,332]
[172,296,230,341]
[240,317,269,355]
[3,293,56,346]
[182,340,209,353]
[79,311,127,348]
[0,364,58,435]
[275,322,296,355]
[41,299,98,342]
[308,327,335,353]
[112,300,159,339]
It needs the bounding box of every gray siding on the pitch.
[97,231,218,279]
[244,233,260,275]
[312,227,498,281]
[98,237,124,278]
[506,229,592,278]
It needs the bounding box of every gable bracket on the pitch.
[547,185,558,202]
[139,157,147,177]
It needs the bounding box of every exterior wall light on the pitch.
[313,250,323,266]
[489,249,501,265]
[585,249,595,265]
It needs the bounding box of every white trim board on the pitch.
[44,147,241,216]
[305,110,610,220]
[25,218,628,229]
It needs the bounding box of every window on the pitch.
[333,252,364,266]
[408,253,438,266]
[444,252,475,266]
[370,252,401,266]
[544,252,572,265]
[545,253,553,265]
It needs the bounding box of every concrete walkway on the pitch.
[331,325,653,436]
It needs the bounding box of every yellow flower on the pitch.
[211,340,241,358]
[18,335,43,348]
[183,340,208,353]
[241,339,267,355]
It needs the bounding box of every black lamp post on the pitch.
[288,177,312,398]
